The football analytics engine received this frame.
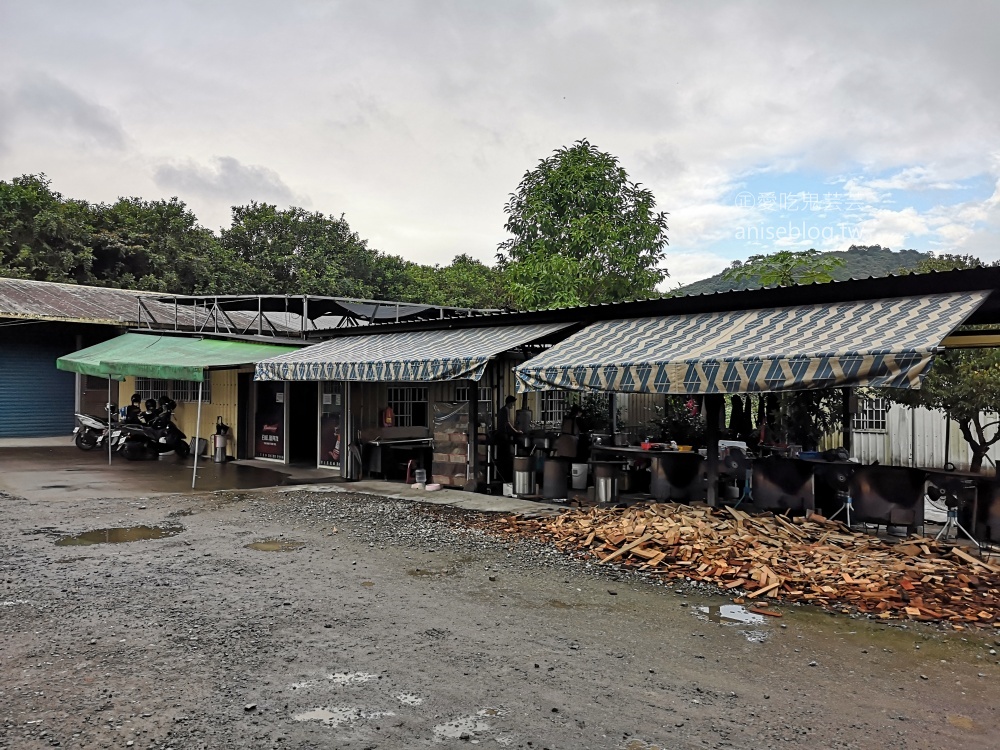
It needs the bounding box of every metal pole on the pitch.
[944,412,951,467]
[705,394,722,507]
[192,379,203,489]
[841,387,852,455]
[469,380,479,487]
[608,393,617,436]
[108,377,113,466]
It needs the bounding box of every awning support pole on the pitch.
[705,395,722,507]
[841,388,852,455]
[468,379,479,488]
[944,412,951,467]
[192,380,203,489]
[108,377,113,466]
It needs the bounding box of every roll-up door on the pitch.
[0,343,77,437]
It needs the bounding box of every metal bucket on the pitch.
[595,474,618,503]
[212,433,227,463]
[513,456,535,496]
[593,462,619,503]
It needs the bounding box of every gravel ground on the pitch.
[1,485,998,750]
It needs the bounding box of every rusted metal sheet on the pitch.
[0,278,288,333]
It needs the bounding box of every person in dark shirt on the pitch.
[495,395,521,481]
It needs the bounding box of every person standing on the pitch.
[496,395,521,481]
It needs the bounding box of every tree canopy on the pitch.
[683,245,931,295]
[0,173,506,308]
[721,249,846,288]
[497,139,668,309]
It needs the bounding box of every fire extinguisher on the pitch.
[380,406,394,427]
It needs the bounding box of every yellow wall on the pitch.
[121,369,241,458]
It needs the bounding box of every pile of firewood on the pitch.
[493,504,1000,627]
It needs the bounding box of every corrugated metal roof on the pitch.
[304,266,1000,338]
[0,277,288,332]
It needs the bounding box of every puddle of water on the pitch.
[698,604,767,625]
[696,604,769,642]
[55,525,182,546]
[168,509,194,517]
[434,715,491,739]
[294,706,394,727]
[477,708,504,718]
[327,672,378,685]
[245,539,305,552]
[397,693,423,706]
[407,568,456,577]
[361,581,375,587]
[1,599,32,607]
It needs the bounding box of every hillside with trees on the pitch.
[679,245,932,295]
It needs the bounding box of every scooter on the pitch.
[119,401,190,460]
[72,408,122,451]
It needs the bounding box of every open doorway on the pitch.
[288,381,318,465]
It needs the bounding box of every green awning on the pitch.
[57,333,300,382]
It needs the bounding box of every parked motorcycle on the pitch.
[72,408,121,451]
[119,399,191,460]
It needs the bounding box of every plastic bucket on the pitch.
[571,463,588,490]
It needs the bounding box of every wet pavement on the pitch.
[0,446,563,516]
[0,446,320,501]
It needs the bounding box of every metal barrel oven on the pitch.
[513,456,535,496]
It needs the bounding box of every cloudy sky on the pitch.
[1,1,998,287]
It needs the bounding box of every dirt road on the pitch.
[1,485,998,749]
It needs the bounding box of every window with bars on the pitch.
[387,386,428,427]
[134,377,212,404]
[538,391,568,425]
[454,385,493,404]
[852,397,887,432]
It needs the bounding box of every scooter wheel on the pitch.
[122,443,145,461]
[75,431,98,451]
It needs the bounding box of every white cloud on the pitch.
[663,250,731,289]
[0,1,997,277]
[10,72,126,150]
[153,156,299,214]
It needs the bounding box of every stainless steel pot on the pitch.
[513,456,535,496]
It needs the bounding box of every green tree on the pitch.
[220,202,387,297]
[89,197,236,294]
[497,139,668,309]
[399,254,507,309]
[722,249,845,288]
[881,253,1000,472]
[0,174,95,283]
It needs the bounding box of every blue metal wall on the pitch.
[0,339,77,437]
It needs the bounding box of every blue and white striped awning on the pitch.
[514,292,989,394]
[255,323,573,382]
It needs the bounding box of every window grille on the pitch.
[455,385,493,403]
[539,391,568,425]
[852,397,886,432]
[388,386,428,427]
[134,377,212,404]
